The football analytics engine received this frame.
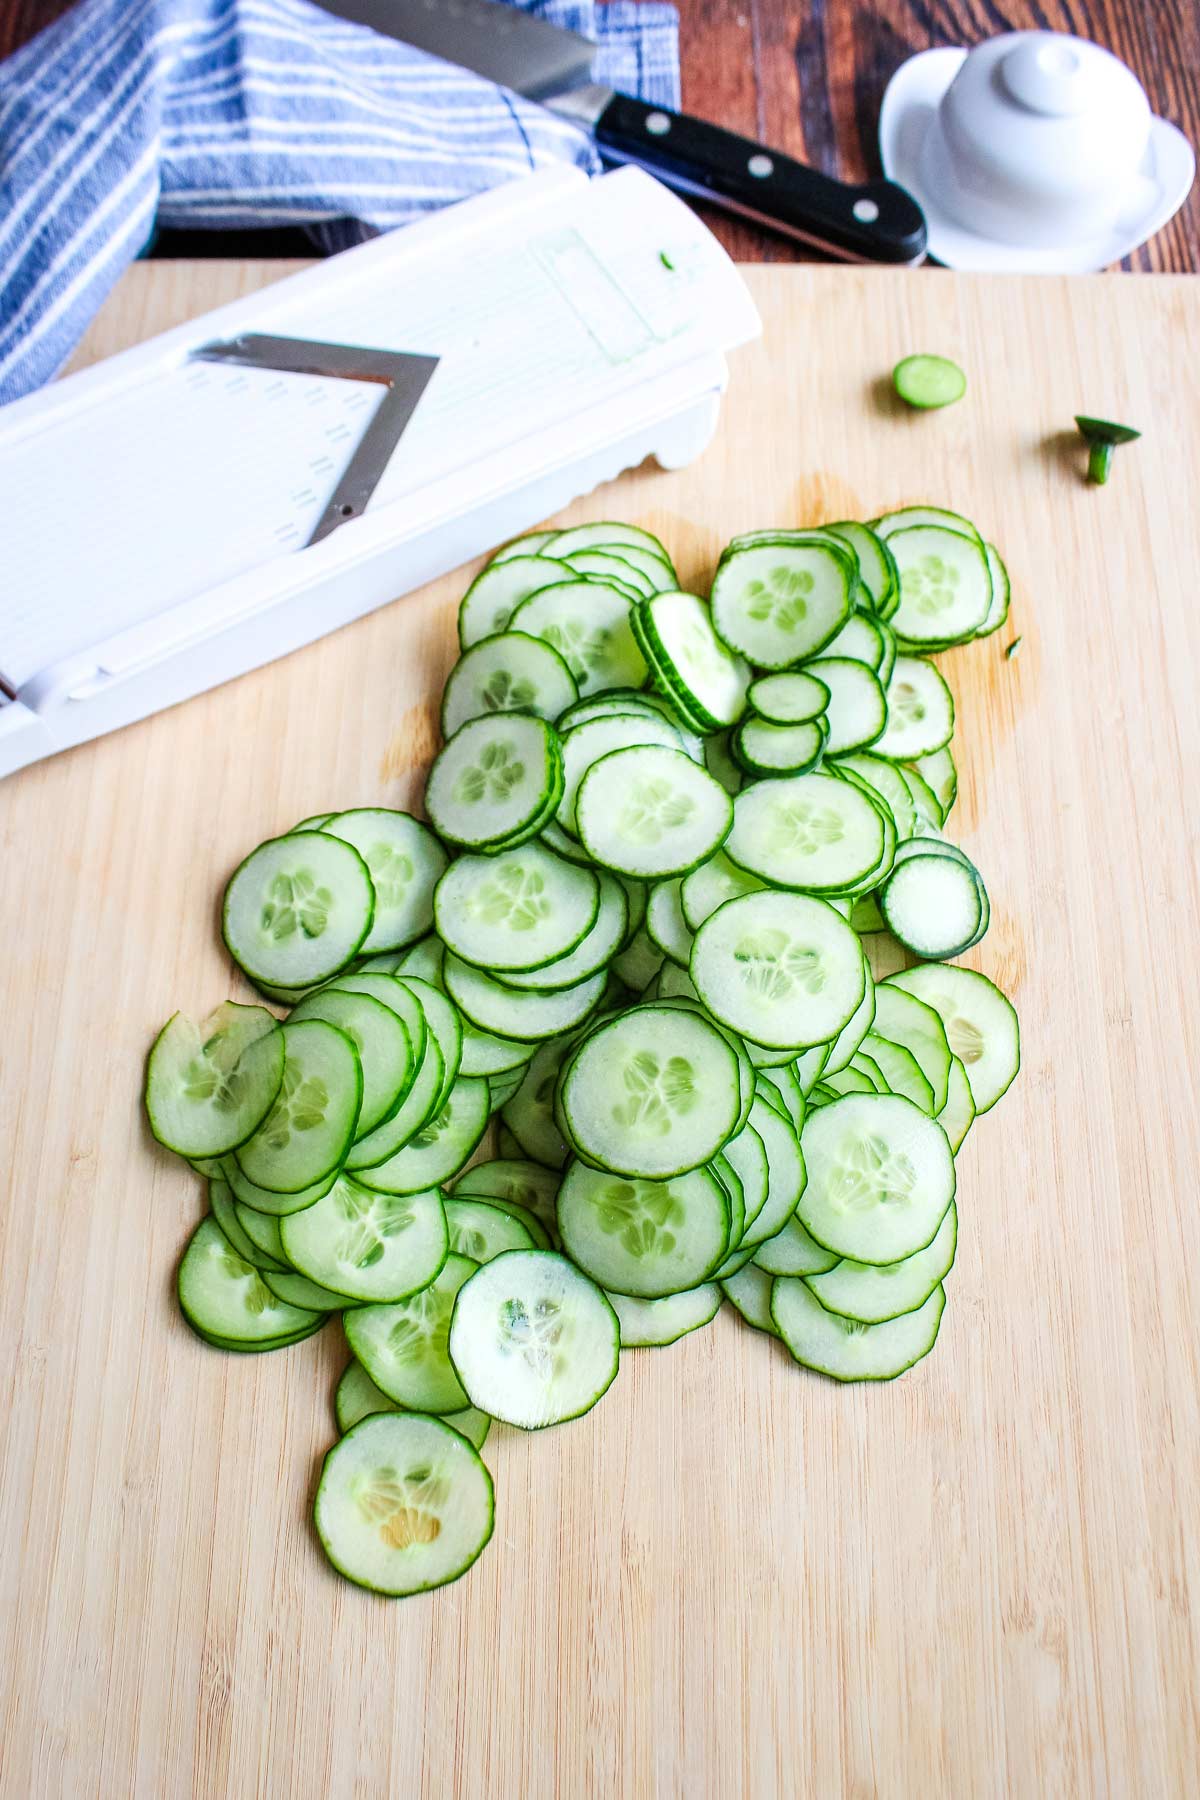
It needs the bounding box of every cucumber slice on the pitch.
[509,580,649,696]
[262,1267,353,1311]
[746,669,831,724]
[794,1043,830,1094]
[222,832,375,988]
[808,657,886,754]
[280,1176,448,1301]
[831,753,917,839]
[737,1093,807,1248]
[208,1177,284,1271]
[711,1152,746,1247]
[342,1006,442,1171]
[458,554,575,647]
[425,715,563,851]
[487,1067,525,1111]
[633,590,750,730]
[711,540,853,668]
[451,1158,562,1241]
[487,531,558,566]
[447,1250,620,1428]
[773,1276,945,1379]
[883,965,1019,1113]
[732,717,826,776]
[810,609,885,671]
[704,730,744,797]
[753,1212,838,1277]
[975,543,1011,637]
[798,1093,954,1263]
[908,745,957,821]
[558,712,685,835]
[806,1201,957,1323]
[502,870,627,991]
[458,1022,537,1076]
[178,1215,321,1346]
[872,984,952,1112]
[725,772,885,893]
[824,521,898,619]
[435,842,599,973]
[333,1359,491,1449]
[873,505,982,546]
[887,525,992,645]
[892,354,966,409]
[755,1063,806,1135]
[610,927,665,993]
[441,631,578,737]
[289,987,414,1138]
[500,1039,572,1168]
[690,890,864,1049]
[873,656,955,760]
[559,1005,741,1179]
[938,1055,976,1151]
[355,1075,490,1195]
[314,1412,494,1596]
[565,550,655,597]
[721,1261,779,1335]
[880,854,983,960]
[545,521,672,565]
[396,976,462,1112]
[556,1159,731,1298]
[444,953,605,1041]
[444,1196,536,1261]
[145,1003,284,1158]
[607,1284,720,1347]
[823,958,875,1073]
[234,1019,363,1194]
[320,810,447,954]
[645,877,693,966]
[680,849,765,931]
[232,1198,286,1261]
[575,745,732,879]
[861,1033,935,1113]
[345,1253,479,1413]
[576,544,675,592]
[223,1155,338,1219]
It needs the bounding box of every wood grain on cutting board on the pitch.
[1,263,1198,1799]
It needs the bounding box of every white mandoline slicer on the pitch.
[0,165,761,779]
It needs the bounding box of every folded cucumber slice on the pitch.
[556,1159,731,1299]
[354,1075,490,1196]
[320,810,448,954]
[178,1215,321,1346]
[732,716,826,776]
[691,890,864,1050]
[444,1196,536,1262]
[444,953,605,1041]
[883,965,1019,1113]
[753,1212,838,1277]
[808,656,886,755]
[345,1253,479,1413]
[208,1177,285,1271]
[721,1261,779,1335]
[458,554,574,647]
[772,1276,946,1380]
[559,1005,741,1179]
[557,712,684,835]
[451,1157,562,1241]
[289,987,414,1139]
[607,1283,720,1346]
[576,744,732,879]
[938,1055,976,1151]
[280,1176,448,1302]
[798,1093,954,1264]
[725,772,885,893]
[314,1412,494,1596]
[435,842,599,973]
[502,870,627,991]
[222,832,375,988]
[448,1250,619,1428]
[509,579,649,696]
[873,656,955,760]
[872,984,952,1112]
[746,669,831,724]
[425,715,563,851]
[805,1201,957,1323]
[633,590,750,730]
[233,1019,362,1194]
[880,853,983,960]
[441,630,578,737]
[333,1359,491,1449]
[145,1003,284,1158]
[711,540,853,668]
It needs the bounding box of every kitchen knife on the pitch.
[319,0,928,265]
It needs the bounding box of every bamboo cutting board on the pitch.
[1,262,1198,1800]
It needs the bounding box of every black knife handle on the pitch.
[593,93,927,266]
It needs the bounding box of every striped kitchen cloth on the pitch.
[0,0,679,405]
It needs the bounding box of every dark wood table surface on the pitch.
[3,0,1197,270]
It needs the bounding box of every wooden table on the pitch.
[3,0,1198,270]
[1,256,1198,1798]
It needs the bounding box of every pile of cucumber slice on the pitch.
[144,506,1019,1598]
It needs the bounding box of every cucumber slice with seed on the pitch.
[805,1201,957,1323]
[732,716,826,777]
[558,712,684,835]
[509,580,648,696]
[556,1159,731,1298]
[798,1093,954,1264]
[501,870,627,991]
[690,889,864,1049]
[223,832,375,988]
[425,715,563,850]
[280,1176,448,1301]
[333,1359,491,1448]
[451,1157,562,1240]
[145,1003,284,1158]
[772,1277,946,1381]
[887,525,991,646]
[444,1196,537,1262]
[234,1019,363,1194]
[882,965,1019,1113]
[873,656,955,760]
[435,842,599,973]
[320,810,447,954]
[712,540,853,668]
[807,657,886,754]
[746,669,830,724]
[178,1215,321,1346]
[576,744,732,879]
[725,772,885,893]
[354,1075,490,1196]
[345,1253,479,1413]
[458,555,574,647]
[444,953,605,1041]
[441,630,578,736]
[289,987,414,1138]
[607,1284,720,1346]
[633,589,750,729]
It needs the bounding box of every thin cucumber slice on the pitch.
[500,1039,572,1168]
[880,854,983,960]
[567,551,654,598]
[187,1156,226,1178]
[809,610,885,671]
[223,1155,337,1219]
[559,1005,741,1179]
[487,1067,525,1111]
[345,1253,479,1413]
[773,1276,945,1380]
[794,1043,831,1094]
[892,353,966,409]
[690,890,864,1049]
[823,958,875,1074]
[608,1284,720,1347]
[538,819,595,867]
[873,505,983,547]
[861,1033,935,1114]
[610,927,665,993]
[824,521,898,619]
[393,937,445,983]
[321,810,447,954]
[872,984,952,1112]
[798,1093,954,1264]
[451,1158,562,1241]
[807,657,886,755]
[396,976,462,1113]
[208,1177,284,1271]
[849,894,885,934]
[509,580,648,697]
[633,590,750,729]
[314,1412,494,1596]
[262,1267,356,1310]
[653,994,755,1136]
[556,1159,731,1299]
[732,717,826,776]
[831,753,917,840]
[557,712,684,835]
[898,762,944,833]
[755,1063,806,1135]
[883,965,1020,1113]
[355,1075,490,1195]
[824,1066,878,1097]
[293,812,335,831]
[753,1212,838,1277]
[340,991,441,1171]
[711,1153,746,1247]
[737,1094,807,1248]
[441,630,578,736]
[333,1360,491,1449]
[721,1261,779,1335]
[289,987,414,1138]
[580,544,675,591]
[177,1215,321,1345]
[545,521,672,565]
[444,953,604,1041]
[234,1019,362,1194]
[938,1054,976,1152]
[680,849,765,931]
[806,1202,957,1323]
[425,715,563,850]
[487,531,558,565]
[502,870,627,991]
[222,832,374,988]
[704,730,744,797]
[145,1003,284,1158]
[887,526,991,645]
[975,543,1011,638]
[725,772,885,893]
[576,745,732,880]
[873,656,955,760]
[877,618,898,687]
[280,1176,448,1301]
[908,746,957,821]
[444,1196,536,1261]
[447,1250,619,1429]
[458,554,575,647]
[711,540,853,668]
[233,1198,286,1261]
[435,842,599,973]
[458,1022,537,1076]
[746,670,831,724]
[645,877,693,966]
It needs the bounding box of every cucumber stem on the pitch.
[1087,440,1113,484]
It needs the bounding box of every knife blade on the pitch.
[317,0,927,265]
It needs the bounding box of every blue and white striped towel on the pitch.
[0,0,679,406]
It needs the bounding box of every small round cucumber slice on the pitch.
[798,1093,954,1264]
[178,1215,321,1345]
[320,810,448,954]
[805,1201,957,1323]
[448,1249,619,1428]
[281,1176,448,1302]
[725,772,885,892]
[772,1277,946,1381]
[222,831,375,988]
[806,657,886,755]
[314,1412,494,1596]
[145,1002,284,1158]
[354,1075,490,1196]
[747,670,831,724]
[882,965,1019,1114]
[887,525,992,645]
[452,1157,562,1239]
[458,554,575,647]
[607,1284,720,1347]
[509,579,649,696]
[576,744,732,880]
[892,353,966,409]
[346,1253,479,1413]
[234,1019,362,1194]
[690,890,865,1050]
[880,854,983,960]
[289,987,415,1138]
[557,1159,731,1299]
[334,1359,492,1447]
[440,630,578,736]
[711,540,853,669]
[426,714,563,850]
[435,842,599,973]
[732,717,826,777]
[444,1196,536,1261]
[721,1261,779,1335]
